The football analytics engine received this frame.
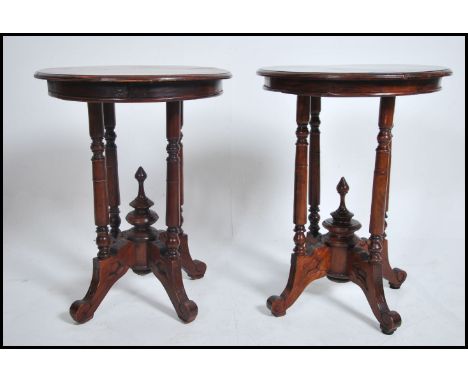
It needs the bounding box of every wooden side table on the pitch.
[257,65,451,334]
[35,66,231,323]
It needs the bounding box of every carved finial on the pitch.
[135,166,147,181]
[337,177,349,196]
[135,166,148,200]
[126,167,158,236]
[331,177,354,225]
[129,166,154,210]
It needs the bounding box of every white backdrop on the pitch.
[3,36,465,346]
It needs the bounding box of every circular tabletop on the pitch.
[257,64,452,97]
[35,65,232,103]
[35,65,232,82]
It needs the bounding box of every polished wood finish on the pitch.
[34,66,231,103]
[308,97,321,238]
[267,246,330,317]
[293,96,310,257]
[36,66,229,323]
[166,102,183,258]
[257,65,452,80]
[87,103,111,259]
[103,103,121,238]
[323,178,362,282]
[258,65,451,97]
[34,65,232,82]
[262,65,451,334]
[43,80,224,103]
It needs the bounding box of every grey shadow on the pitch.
[325,294,378,330]
[58,311,76,324]
[120,283,176,320]
[306,282,378,330]
[256,304,272,317]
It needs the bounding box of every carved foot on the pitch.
[359,238,407,289]
[387,268,407,289]
[179,233,207,279]
[382,239,407,289]
[267,246,330,317]
[349,249,402,335]
[70,248,130,323]
[380,311,402,335]
[148,242,198,323]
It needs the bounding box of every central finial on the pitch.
[126,166,158,237]
[330,177,354,225]
[129,166,154,210]
[337,177,349,196]
[135,166,147,200]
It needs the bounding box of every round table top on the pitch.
[35,65,232,102]
[257,64,451,97]
[257,65,452,80]
[34,65,232,83]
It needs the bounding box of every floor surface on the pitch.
[3,217,465,346]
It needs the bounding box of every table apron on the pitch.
[263,77,442,97]
[47,80,223,102]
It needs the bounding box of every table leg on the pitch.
[350,97,401,334]
[88,103,111,258]
[176,102,207,279]
[159,101,197,323]
[267,96,330,317]
[382,140,407,288]
[308,97,321,240]
[103,103,121,238]
[69,103,129,323]
[180,102,184,227]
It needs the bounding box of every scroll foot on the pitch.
[69,249,130,324]
[382,239,407,289]
[267,246,330,317]
[178,233,207,279]
[349,250,402,335]
[148,242,198,323]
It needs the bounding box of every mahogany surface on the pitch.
[34,65,232,82]
[34,65,232,102]
[261,65,451,334]
[258,64,451,97]
[36,65,230,324]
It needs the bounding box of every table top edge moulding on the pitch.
[257,65,452,97]
[34,65,232,103]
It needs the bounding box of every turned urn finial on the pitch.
[330,177,354,226]
[135,166,147,196]
[126,167,158,235]
[323,177,362,247]
[130,166,155,211]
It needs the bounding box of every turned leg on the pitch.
[87,103,111,258]
[159,101,198,323]
[267,96,330,316]
[177,102,207,279]
[292,96,310,259]
[382,140,407,288]
[308,97,321,241]
[351,97,401,334]
[103,103,121,238]
[70,103,124,323]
